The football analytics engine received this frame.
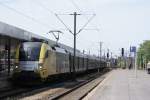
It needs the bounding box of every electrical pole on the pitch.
[89,50,90,55]
[100,42,102,60]
[135,51,137,78]
[104,51,106,60]
[111,52,112,68]
[55,12,95,80]
[70,12,81,79]
[99,42,103,69]
[83,50,85,54]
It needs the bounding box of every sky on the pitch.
[0,0,150,57]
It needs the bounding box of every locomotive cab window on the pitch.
[19,42,42,61]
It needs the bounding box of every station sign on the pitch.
[130,46,136,53]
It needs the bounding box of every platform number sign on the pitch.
[130,46,136,53]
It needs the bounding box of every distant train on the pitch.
[12,41,107,82]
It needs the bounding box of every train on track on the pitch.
[12,41,107,83]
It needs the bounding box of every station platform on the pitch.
[83,69,150,100]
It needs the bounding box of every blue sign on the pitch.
[130,46,136,52]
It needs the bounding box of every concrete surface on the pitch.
[83,69,150,100]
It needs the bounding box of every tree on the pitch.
[137,40,150,69]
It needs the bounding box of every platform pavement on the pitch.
[83,69,150,100]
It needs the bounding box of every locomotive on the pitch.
[12,41,107,82]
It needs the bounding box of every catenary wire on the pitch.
[0,1,52,29]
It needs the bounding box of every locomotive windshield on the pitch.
[19,42,42,61]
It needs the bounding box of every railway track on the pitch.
[0,84,43,100]
[50,70,109,100]
[0,69,110,100]
[0,82,69,99]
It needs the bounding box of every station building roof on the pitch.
[0,21,80,53]
[0,21,108,62]
[0,21,35,40]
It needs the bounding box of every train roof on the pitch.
[51,45,68,54]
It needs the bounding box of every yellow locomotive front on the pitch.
[13,42,51,82]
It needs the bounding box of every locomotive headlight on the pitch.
[14,65,19,69]
[15,66,18,69]
[38,63,43,70]
[39,66,42,69]
[14,64,20,72]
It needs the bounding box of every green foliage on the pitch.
[137,40,150,68]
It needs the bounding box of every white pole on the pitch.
[135,52,137,78]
